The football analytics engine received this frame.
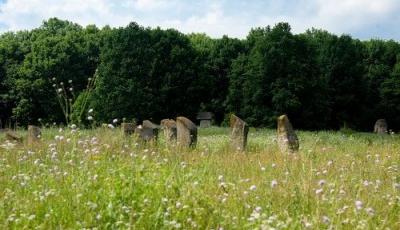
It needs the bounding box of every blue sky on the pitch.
[0,0,399,40]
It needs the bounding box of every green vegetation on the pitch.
[2,18,400,130]
[0,127,399,229]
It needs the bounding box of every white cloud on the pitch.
[134,0,170,11]
[0,0,136,31]
[0,0,399,39]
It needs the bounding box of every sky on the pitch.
[0,0,399,40]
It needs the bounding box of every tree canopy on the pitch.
[1,18,400,131]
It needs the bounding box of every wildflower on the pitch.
[249,185,257,191]
[113,118,118,124]
[322,215,330,224]
[271,179,278,188]
[52,77,56,81]
[88,108,93,113]
[57,88,62,93]
[355,200,363,210]
[107,124,115,129]
[68,79,72,83]
[87,116,93,121]
[70,124,77,129]
[318,179,326,187]
[365,207,375,216]
[393,183,400,190]
[218,175,224,181]
[69,87,73,91]
[315,189,323,195]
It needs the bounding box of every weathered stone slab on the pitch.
[5,130,23,143]
[176,116,197,148]
[230,114,249,151]
[200,120,211,128]
[197,112,213,128]
[121,122,135,136]
[27,125,41,145]
[160,119,177,143]
[135,120,159,141]
[374,119,387,134]
[277,115,299,154]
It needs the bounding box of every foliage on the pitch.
[1,19,400,130]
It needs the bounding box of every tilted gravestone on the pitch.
[5,130,23,143]
[160,119,177,143]
[176,116,197,148]
[277,115,299,154]
[121,122,135,136]
[28,125,41,145]
[374,119,387,134]
[135,120,159,141]
[230,114,249,151]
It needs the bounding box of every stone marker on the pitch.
[27,125,41,145]
[277,115,299,154]
[160,119,177,143]
[374,119,387,134]
[230,114,249,151]
[5,130,23,143]
[176,116,197,148]
[196,112,213,128]
[121,122,135,136]
[135,120,159,141]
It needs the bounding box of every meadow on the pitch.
[0,127,399,229]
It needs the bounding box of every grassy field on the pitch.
[0,127,399,229]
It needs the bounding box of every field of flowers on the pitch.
[0,127,399,229]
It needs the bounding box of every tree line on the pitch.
[1,18,400,131]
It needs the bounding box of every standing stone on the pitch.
[277,115,299,154]
[135,120,159,141]
[121,122,135,136]
[160,119,177,143]
[176,116,197,148]
[5,130,23,143]
[196,112,213,128]
[27,125,41,145]
[374,119,387,134]
[230,114,249,151]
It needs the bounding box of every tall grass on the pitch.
[0,127,399,229]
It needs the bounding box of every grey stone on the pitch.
[199,120,211,128]
[5,130,22,143]
[277,115,299,154]
[28,125,41,145]
[160,119,177,143]
[230,114,249,151]
[196,112,213,128]
[374,119,387,134]
[176,116,197,148]
[135,120,159,141]
[121,122,135,136]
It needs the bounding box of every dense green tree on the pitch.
[1,18,400,130]
[189,34,245,123]
[227,23,329,129]
[4,18,100,125]
[90,23,202,123]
